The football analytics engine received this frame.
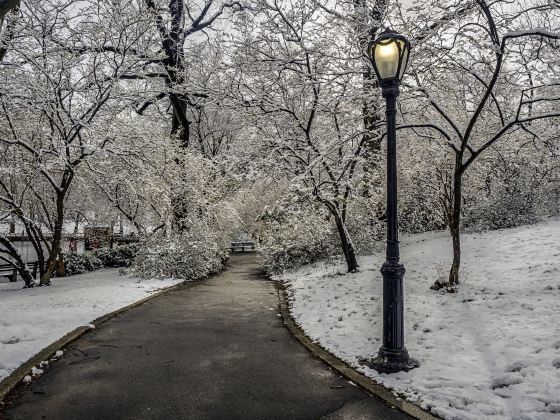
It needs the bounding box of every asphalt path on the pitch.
[4,254,411,420]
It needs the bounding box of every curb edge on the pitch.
[275,282,439,420]
[0,280,187,406]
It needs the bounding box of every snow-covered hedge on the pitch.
[132,231,224,280]
[258,206,338,274]
[63,253,103,276]
[93,244,139,267]
[127,151,241,280]
[62,244,139,277]
[463,191,539,231]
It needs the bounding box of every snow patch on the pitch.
[30,367,43,376]
[0,269,183,381]
[278,219,560,420]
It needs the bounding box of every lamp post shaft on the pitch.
[384,84,399,264]
[367,81,418,374]
[382,83,404,353]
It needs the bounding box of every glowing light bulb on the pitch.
[374,40,402,80]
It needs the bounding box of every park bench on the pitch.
[0,264,18,282]
[0,261,43,282]
[230,240,256,253]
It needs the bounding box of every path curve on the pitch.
[4,254,411,420]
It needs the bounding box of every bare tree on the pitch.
[396,0,560,288]
[229,0,387,272]
[0,0,147,285]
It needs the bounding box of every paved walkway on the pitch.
[5,254,410,420]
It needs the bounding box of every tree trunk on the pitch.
[449,222,460,287]
[0,235,34,287]
[360,71,383,197]
[0,0,19,62]
[10,261,33,286]
[40,193,65,285]
[41,233,62,285]
[448,169,462,287]
[433,164,462,291]
[32,236,46,281]
[334,214,358,273]
[56,252,65,277]
[353,0,385,198]
[171,93,190,147]
[17,260,33,287]
[42,256,55,285]
[431,156,463,291]
[22,220,46,282]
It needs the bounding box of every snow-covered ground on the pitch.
[0,269,184,382]
[276,220,560,420]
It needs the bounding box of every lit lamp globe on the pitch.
[369,28,410,89]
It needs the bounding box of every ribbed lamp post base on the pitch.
[363,261,419,374]
[365,348,419,374]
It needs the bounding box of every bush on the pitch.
[462,157,542,231]
[63,253,103,276]
[463,191,539,231]
[62,244,139,277]
[132,230,224,280]
[93,244,139,267]
[258,206,338,275]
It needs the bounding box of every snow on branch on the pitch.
[501,29,560,50]
[184,1,245,37]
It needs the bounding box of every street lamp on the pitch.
[365,28,418,373]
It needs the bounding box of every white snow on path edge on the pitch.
[276,220,560,420]
[0,269,184,382]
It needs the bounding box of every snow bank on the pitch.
[0,269,183,382]
[277,220,560,419]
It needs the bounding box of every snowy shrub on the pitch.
[63,253,103,276]
[132,228,224,280]
[258,206,338,274]
[399,189,446,234]
[462,153,548,231]
[129,152,243,280]
[93,244,139,267]
[463,191,539,231]
[396,141,448,234]
[343,199,385,255]
[62,245,139,277]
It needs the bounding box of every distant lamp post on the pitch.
[366,28,418,373]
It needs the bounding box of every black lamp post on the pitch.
[366,28,418,374]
